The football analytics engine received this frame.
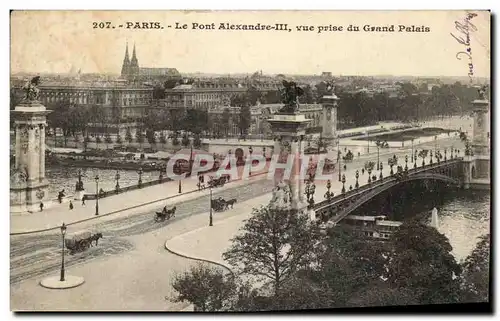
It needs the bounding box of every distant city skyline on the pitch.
[11,11,490,78]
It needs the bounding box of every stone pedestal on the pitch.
[74,190,86,201]
[10,101,51,213]
[268,113,311,213]
[321,95,339,156]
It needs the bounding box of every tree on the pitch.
[460,234,490,302]
[239,105,252,139]
[223,205,321,295]
[222,108,231,137]
[159,132,167,146]
[300,85,315,104]
[125,127,133,144]
[181,133,190,147]
[171,263,237,312]
[387,222,462,304]
[136,129,145,146]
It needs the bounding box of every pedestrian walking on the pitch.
[82,195,86,206]
[69,200,74,210]
[39,202,44,212]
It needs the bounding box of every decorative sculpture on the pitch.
[10,166,28,185]
[478,86,487,100]
[278,80,304,114]
[269,181,292,209]
[22,76,41,102]
[324,81,334,95]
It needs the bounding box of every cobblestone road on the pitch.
[10,178,275,284]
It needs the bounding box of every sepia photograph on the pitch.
[9,10,491,312]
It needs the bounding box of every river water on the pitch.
[46,166,161,196]
[46,165,489,262]
[352,180,490,262]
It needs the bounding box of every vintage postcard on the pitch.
[10,10,491,312]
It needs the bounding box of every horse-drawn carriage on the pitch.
[342,151,354,162]
[207,175,228,188]
[155,206,177,222]
[65,230,103,255]
[210,198,237,212]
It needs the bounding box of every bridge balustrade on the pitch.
[313,158,463,224]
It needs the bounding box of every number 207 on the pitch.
[93,22,112,29]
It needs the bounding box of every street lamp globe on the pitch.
[61,222,67,236]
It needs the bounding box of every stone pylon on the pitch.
[10,100,51,213]
[268,113,311,213]
[321,94,339,157]
[471,89,490,179]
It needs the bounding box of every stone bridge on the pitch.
[312,157,466,225]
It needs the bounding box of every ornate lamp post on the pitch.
[355,170,359,189]
[376,141,380,170]
[248,146,253,176]
[60,222,67,282]
[95,174,99,216]
[444,149,447,161]
[324,180,335,201]
[341,174,346,194]
[137,167,143,188]
[379,162,384,179]
[411,139,414,163]
[430,150,433,164]
[338,150,342,182]
[76,169,84,192]
[209,186,213,226]
[263,146,266,159]
[177,164,182,194]
[305,180,316,208]
[405,155,408,172]
[115,170,120,192]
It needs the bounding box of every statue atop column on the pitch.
[278,80,304,114]
[478,86,488,100]
[22,76,41,103]
[324,81,334,95]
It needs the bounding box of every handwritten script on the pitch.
[451,12,477,82]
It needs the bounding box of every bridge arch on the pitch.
[317,173,461,224]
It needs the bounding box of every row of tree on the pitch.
[171,205,490,311]
[12,81,484,146]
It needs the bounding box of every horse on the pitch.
[90,233,103,247]
[225,198,237,209]
[166,206,177,219]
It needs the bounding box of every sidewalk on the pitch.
[10,163,271,234]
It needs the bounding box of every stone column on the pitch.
[321,94,339,156]
[298,136,306,204]
[471,97,490,179]
[268,113,310,213]
[11,101,51,213]
[39,124,46,182]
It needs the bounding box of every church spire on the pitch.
[121,42,130,77]
[129,42,139,76]
[131,43,137,61]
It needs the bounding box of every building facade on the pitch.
[38,81,154,120]
[207,103,323,137]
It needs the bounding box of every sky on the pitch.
[10,10,491,78]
